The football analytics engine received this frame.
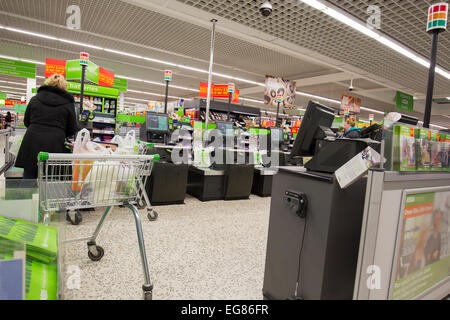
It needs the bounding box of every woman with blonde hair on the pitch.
[16,74,78,179]
[343,117,361,138]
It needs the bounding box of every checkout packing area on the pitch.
[135,95,449,300]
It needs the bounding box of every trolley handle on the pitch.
[38,152,160,162]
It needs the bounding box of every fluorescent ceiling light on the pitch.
[143,57,177,67]
[59,39,103,50]
[104,48,142,59]
[446,97,450,100]
[4,27,57,40]
[299,0,450,80]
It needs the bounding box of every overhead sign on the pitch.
[369,114,374,121]
[0,58,36,78]
[67,81,119,98]
[264,75,296,109]
[98,67,115,88]
[395,91,414,112]
[199,82,240,103]
[427,3,448,32]
[45,58,66,78]
[339,95,361,120]
[164,70,172,82]
[113,77,128,92]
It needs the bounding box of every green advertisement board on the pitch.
[0,92,6,99]
[67,81,119,98]
[392,190,450,300]
[113,77,128,92]
[14,103,27,114]
[66,60,99,84]
[395,91,414,113]
[116,114,145,123]
[0,58,36,78]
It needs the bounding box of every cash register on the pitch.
[263,100,372,300]
[140,112,169,144]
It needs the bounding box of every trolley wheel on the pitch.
[143,291,153,300]
[136,198,147,210]
[87,245,104,262]
[147,210,158,222]
[66,211,82,225]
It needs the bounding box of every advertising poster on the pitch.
[199,83,239,103]
[339,95,361,120]
[392,189,450,300]
[264,76,296,109]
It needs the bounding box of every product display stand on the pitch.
[354,169,450,300]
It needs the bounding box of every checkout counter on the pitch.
[262,101,450,300]
[140,113,189,205]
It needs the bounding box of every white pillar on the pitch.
[119,92,125,112]
[26,77,36,103]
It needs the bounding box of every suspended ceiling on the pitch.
[0,0,448,127]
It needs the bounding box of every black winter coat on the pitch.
[15,85,78,172]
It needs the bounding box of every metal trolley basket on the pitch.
[37,151,160,300]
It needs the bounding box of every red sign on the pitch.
[291,127,299,135]
[261,120,275,128]
[199,82,239,103]
[45,58,66,78]
[98,67,115,88]
[185,108,196,119]
[293,120,302,127]
[5,99,26,106]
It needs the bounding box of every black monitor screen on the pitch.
[291,101,335,157]
[146,113,169,132]
[216,121,234,137]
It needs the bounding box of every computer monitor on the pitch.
[216,120,234,137]
[146,112,169,132]
[290,101,335,157]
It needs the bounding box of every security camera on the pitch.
[349,79,354,91]
[260,1,272,17]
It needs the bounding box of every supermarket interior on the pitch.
[0,0,449,303]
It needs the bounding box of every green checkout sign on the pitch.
[0,58,36,78]
[395,91,414,113]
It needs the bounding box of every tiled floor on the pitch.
[62,194,271,300]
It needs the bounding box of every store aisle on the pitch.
[62,194,271,300]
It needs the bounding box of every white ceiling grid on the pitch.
[176,0,450,96]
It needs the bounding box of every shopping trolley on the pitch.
[61,140,158,225]
[37,152,160,300]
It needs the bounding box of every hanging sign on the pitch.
[395,91,414,112]
[164,70,173,82]
[98,67,115,88]
[227,83,235,93]
[199,83,240,103]
[113,77,128,92]
[45,59,66,78]
[0,58,36,78]
[339,95,361,120]
[427,3,448,32]
[79,52,89,66]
